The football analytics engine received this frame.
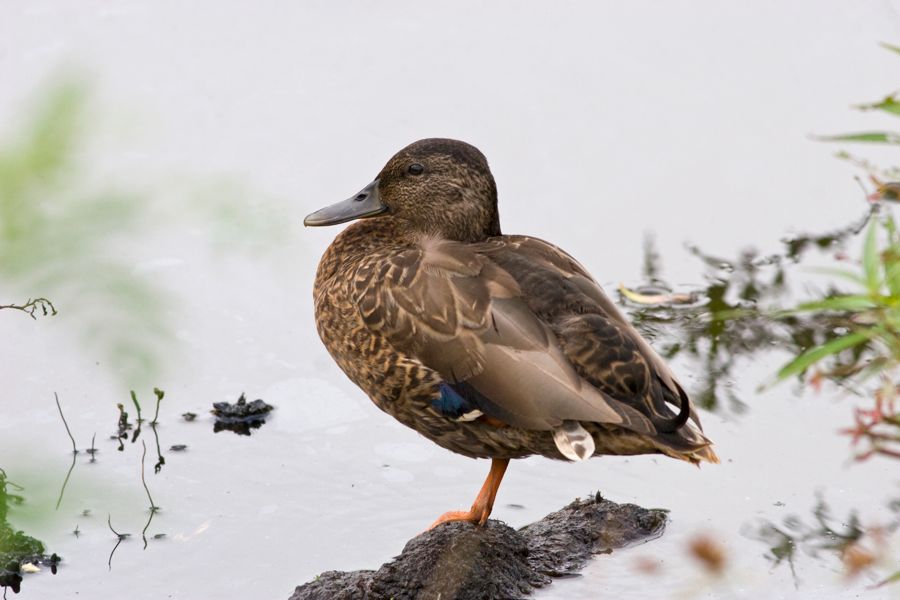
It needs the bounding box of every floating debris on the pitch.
[618,283,698,306]
[169,444,188,452]
[211,393,274,436]
[181,412,197,422]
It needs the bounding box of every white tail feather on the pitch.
[553,420,595,461]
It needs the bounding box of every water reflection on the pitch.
[743,493,900,587]
[621,206,876,414]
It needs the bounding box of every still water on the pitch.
[2,1,900,598]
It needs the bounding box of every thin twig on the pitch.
[151,388,164,425]
[140,440,158,512]
[140,440,159,549]
[0,297,57,320]
[151,422,165,474]
[141,507,155,550]
[54,392,78,454]
[107,514,128,570]
[130,390,143,423]
[54,453,76,510]
[88,433,97,463]
[107,514,124,537]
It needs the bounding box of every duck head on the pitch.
[304,138,501,242]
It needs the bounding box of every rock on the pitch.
[211,393,274,435]
[290,493,667,600]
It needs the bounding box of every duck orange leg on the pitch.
[428,458,510,529]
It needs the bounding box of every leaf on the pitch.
[863,218,881,295]
[880,42,900,56]
[816,132,900,144]
[776,329,873,380]
[855,95,900,117]
[885,249,900,297]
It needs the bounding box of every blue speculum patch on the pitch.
[433,383,476,418]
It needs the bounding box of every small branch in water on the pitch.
[54,454,76,511]
[115,403,130,451]
[140,440,159,549]
[0,297,57,320]
[140,440,159,513]
[107,515,127,538]
[151,423,165,475]
[54,392,78,455]
[150,388,166,473]
[51,393,82,512]
[151,388,164,425]
[130,390,143,423]
[87,433,97,463]
[107,515,129,570]
[130,391,144,443]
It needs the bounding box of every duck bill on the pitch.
[303,179,387,227]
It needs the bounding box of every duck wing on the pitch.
[352,236,670,441]
[485,235,707,427]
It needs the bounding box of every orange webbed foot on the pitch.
[426,458,509,531]
[427,505,491,530]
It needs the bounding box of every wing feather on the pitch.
[353,234,696,438]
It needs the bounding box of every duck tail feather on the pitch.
[553,420,595,461]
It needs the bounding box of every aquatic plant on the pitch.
[771,211,900,461]
[620,216,866,416]
[0,469,59,594]
[770,41,900,462]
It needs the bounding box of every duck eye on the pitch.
[407,163,424,176]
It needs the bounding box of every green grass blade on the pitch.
[880,41,900,56]
[816,132,900,144]
[886,252,900,297]
[873,569,900,588]
[783,296,879,313]
[776,329,873,380]
[855,96,900,117]
[863,219,881,295]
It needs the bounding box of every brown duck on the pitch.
[305,139,718,528]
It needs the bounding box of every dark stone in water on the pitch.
[211,393,274,436]
[289,493,667,600]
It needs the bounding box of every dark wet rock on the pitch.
[212,393,273,435]
[290,493,667,600]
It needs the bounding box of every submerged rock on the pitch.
[290,493,667,600]
[212,393,273,435]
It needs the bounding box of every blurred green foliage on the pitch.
[0,80,170,386]
[0,78,290,388]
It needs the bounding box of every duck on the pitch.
[305,138,718,529]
